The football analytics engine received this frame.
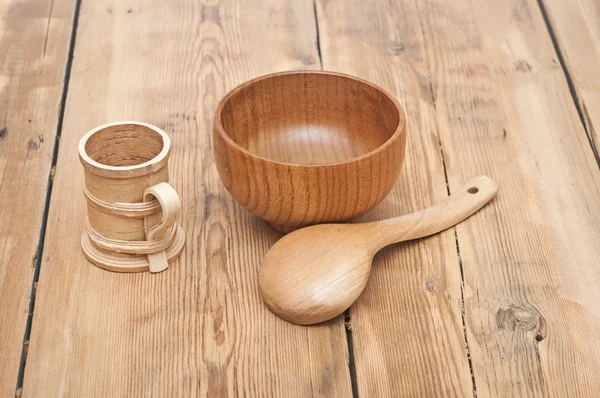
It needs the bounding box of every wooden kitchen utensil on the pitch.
[213,70,406,232]
[259,175,498,325]
[78,121,185,273]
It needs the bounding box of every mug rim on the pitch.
[78,121,171,179]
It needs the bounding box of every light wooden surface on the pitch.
[0,0,599,396]
[21,0,350,396]
[316,0,477,395]
[260,176,498,325]
[425,0,600,395]
[540,0,600,161]
[0,0,74,395]
[316,0,600,396]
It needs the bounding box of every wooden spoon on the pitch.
[259,175,498,325]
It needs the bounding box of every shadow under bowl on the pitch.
[213,70,407,232]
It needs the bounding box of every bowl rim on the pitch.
[213,70,406,168]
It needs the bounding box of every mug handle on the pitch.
[143,182,182,273]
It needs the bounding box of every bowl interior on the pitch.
[219,72,401,165]
[84,124,164,167]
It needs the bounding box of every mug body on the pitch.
[79,122,171,241]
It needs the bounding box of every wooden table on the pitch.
[2,0,599,396]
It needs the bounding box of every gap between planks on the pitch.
[415,0,478,394]
[14,0,83,395]
[536,0,600,167]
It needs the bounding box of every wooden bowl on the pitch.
[213,71,406,232]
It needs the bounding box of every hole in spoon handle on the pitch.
[371,175,498,248]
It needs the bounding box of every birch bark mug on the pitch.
[78,121,185,273]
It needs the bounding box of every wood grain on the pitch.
[426,0,600,395]
[22,0,351,396]
[0,0,75,395]
[318,0,600,396]
[539,0,600,160]
[213,70,406,232]
[316,0,476,395]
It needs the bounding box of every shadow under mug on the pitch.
[78,121,185,273]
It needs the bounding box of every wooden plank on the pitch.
[0,0,75,395]
[424,0,600,395]
[319,0,600,396]
[22,0,351,396]
[539,0,600,159]
[316,1,475,396]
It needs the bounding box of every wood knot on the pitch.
[496,304,541,333]
[201,4,220,23]
[387,41,405,56]
[300,56,316,66]
[425,280,436,293]
[514,60,532,73]
[27,136,44,152]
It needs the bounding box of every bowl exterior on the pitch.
[213,124,406,231]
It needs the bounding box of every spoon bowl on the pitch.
[260,223,374,323]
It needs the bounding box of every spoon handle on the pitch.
[367,176,498,250]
